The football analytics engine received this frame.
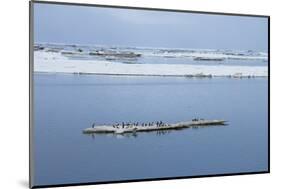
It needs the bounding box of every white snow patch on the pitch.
[34,51,268,77]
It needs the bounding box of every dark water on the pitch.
[33,74,268,186]
[67,54,266,67]
[136,56,266,66]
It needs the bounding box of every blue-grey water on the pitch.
[33,74,268,186]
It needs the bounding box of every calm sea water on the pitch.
[33,74,268,186]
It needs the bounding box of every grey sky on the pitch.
[34,3,268,51]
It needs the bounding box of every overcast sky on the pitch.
[34,3,268,51]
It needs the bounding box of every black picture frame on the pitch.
[29,1,270,188]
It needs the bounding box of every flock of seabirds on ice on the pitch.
[91,118,205,129]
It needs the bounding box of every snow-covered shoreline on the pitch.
[34,51,268,78]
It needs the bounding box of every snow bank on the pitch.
[34,51,268,77]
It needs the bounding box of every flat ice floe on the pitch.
[34,51,268,78]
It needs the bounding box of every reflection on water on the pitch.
[86,125,227,139]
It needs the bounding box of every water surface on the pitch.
[33,74,268,185]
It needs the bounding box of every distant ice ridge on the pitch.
[34,51,268,78]
[140,48,268,61]
[34,43,268,61]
